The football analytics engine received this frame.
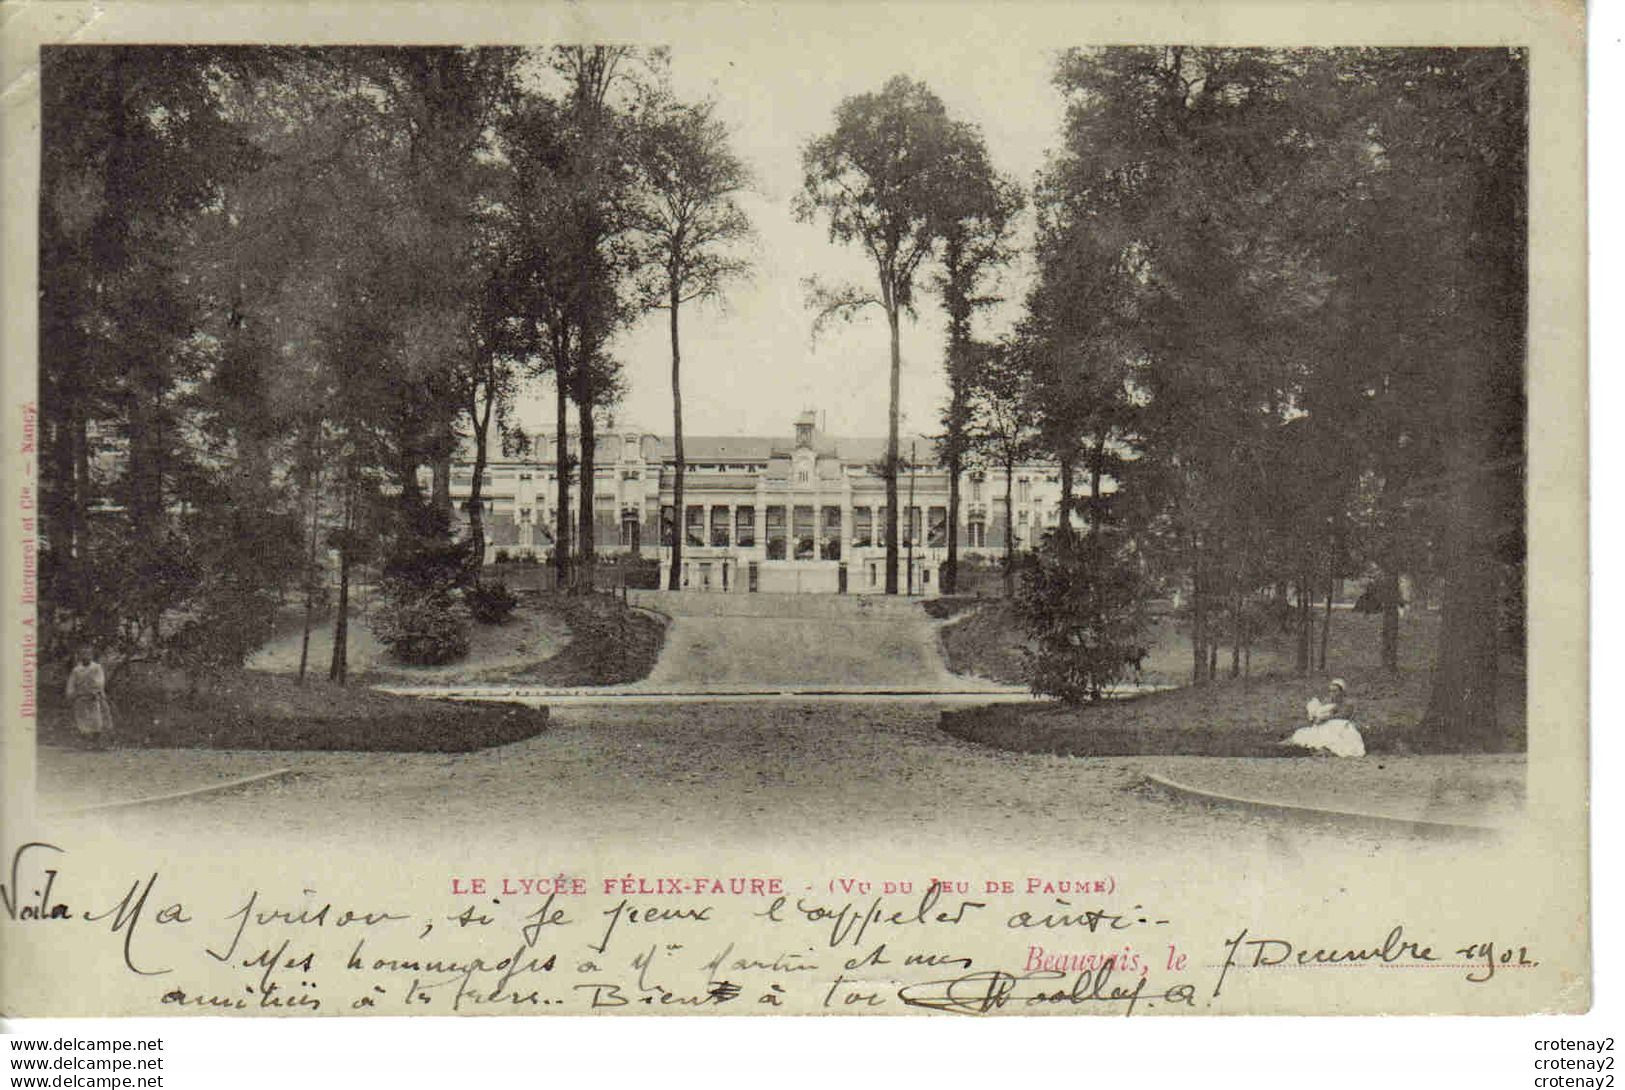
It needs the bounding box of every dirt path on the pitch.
[626,590,1009,691]
[49,700,1486,863]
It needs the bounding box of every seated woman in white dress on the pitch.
[1284,678,1365,757]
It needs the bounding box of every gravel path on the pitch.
[37,747,299,812]
[1140,754,1525,828]
[625,589,1013,692]
[47,701,1492,862]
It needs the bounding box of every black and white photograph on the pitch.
[0,0,1592,1053]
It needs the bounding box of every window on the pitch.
[710,506,731,547]
[736,506,756,547]
[904,507,922,547]
[685,505,704,547]
[620,512,640,549]
[969,473,984,502]
[928,506,947,548]
[661,505,675,546]
[766,506,787,559]
[853,507,873,548]
[821,506,842,560]
[797,470,810,484]
[966,518,986,548]
[1018,477,1032,504]
[793,505,815,559]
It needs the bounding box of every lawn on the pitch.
[37,666,548,753]
[507,591,667,687]
[248,590,665,688]
[938,604,1527,756]
[38,589,669,751]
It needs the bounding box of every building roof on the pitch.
[651,436,778,462]
[651,433,944,467]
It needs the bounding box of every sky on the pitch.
[516,18,1068,443]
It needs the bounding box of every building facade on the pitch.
[448,411,1080,595]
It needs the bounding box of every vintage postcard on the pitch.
[0,0,1587,1020]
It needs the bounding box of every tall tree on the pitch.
[967,341,1039,597]
[39,46,266,661]
[796,76,980,594]
[932,142,1021,594]
[1384,50,1526,750]
[631,96,754,591]
[557,45,647,592]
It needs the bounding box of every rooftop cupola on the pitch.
[794,409,818,449]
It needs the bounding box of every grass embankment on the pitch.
[505,591,667,687]
[37,667,548,753]
[250,589,666,688]
[36,591,666,751]
[938,603,1526,756]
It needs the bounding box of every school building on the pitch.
[449,410,1078,595]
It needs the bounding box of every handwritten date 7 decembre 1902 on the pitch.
[2,841,1540,1014]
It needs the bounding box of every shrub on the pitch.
[494,547,511,564]
[1014,534,1150,704]
[464,579,518,625]
[372,589,470,665]
[382,539,474,596]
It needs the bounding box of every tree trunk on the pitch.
[1421,353,1506,750]
[884,295,901,595]
[328,475,352,685]
[71,401,90,558]
[1380,569,1401,671]
[296,431,323,686]
[1319,551,1334,673]
[668,286,685,591]
[466,387,491,572]
[1376,474,1403,672]
[1295,570,1311,676]
[1057,448,1075,551]
[944,441,961,595]
[1421,64,1523,751]
[553,351,572,592]
[575,384,596,593]
[431,457,452,515]
[1191,532,1206,685]
[1319,532,1332,669]
[1088,434,1107,540]
[1002,456,1015,598]
[1231,585,1243,679]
